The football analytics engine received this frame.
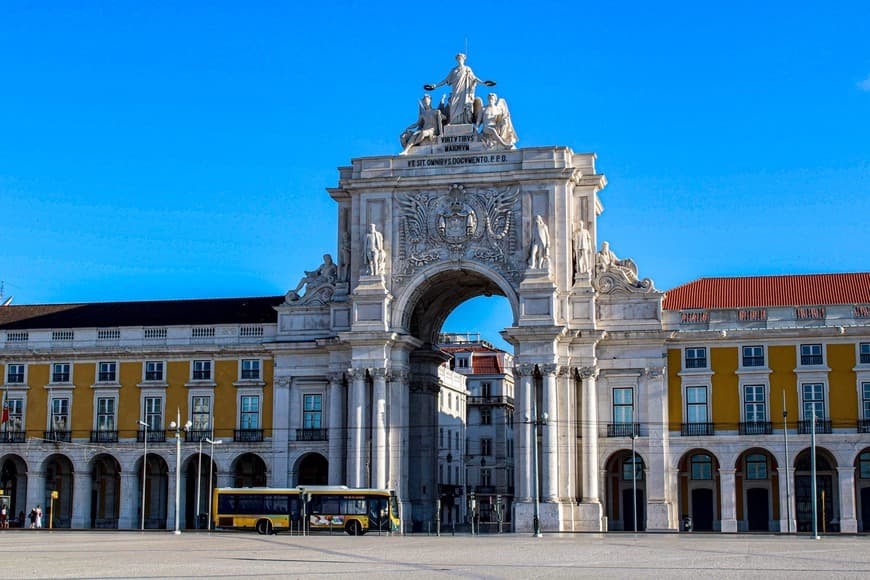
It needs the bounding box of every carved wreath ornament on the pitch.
[397,184,519,275]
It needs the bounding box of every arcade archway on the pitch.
[296,453,327,485]
[0,454,27,525]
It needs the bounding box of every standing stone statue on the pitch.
[573,220,592,276]
[364,224,386,276]
[477,93,518,149]
[528,215,550,270]
[424,53,495,125]
[399,94,445,155]
[339,231,351,282]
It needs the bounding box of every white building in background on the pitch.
[439,333,515,527]
[436,363,467,527]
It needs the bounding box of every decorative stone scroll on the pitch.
[592,241,655,294]
[396,183,520,280]
[539,363,559,376]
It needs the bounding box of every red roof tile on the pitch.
[472,356,503,374]
[663,273,870,310]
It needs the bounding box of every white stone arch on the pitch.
[391,259,519,342]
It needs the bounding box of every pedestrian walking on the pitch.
[35,505,43,528]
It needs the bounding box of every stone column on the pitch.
[557,366,575,507]
[165,456,177,531]
[118,472,139,529]
[270,377,291,487]
[777,467,796,533]
[838,466,858,533]
[25,468,44,523]
[540,364,559,502]
[643,366,676,531]
[371,368,388,489]
[72,469,92,529]
[579,366,599,503]
[347,368,367,488]
[515,364,535,503]
[388,370,409,502]
[719,468,737,532]
[327,373,346,485]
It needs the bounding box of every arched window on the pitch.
[859,452,870,479]
[690,454,713,480]
[622,455,644,481]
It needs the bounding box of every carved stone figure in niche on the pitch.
[364,223,386,276]
[424,53,495,125]
[286,254,338,302]
[596,241,639,284]
[573,220,592,277]
[527,215,550,270]
[339,231,351,282]
[399,94,445,155]
[477,93,518,149]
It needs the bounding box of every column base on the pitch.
[778,518,796,534]
[645,500,678,532]
[840,518,858,533]
[574,501,605,532]
[721,518,738,533]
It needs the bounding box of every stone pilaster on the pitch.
[643,366,676,531]
[371,368,388,489]
[719,468,737,532]
[72,469,92,529]
[347,368,367,488]
[838,466,858,533]
[270,376,291,487]
[118,471,138,529]
[540,363,559,502]
[777,467,796,533]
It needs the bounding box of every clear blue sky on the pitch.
[2,1,869,351]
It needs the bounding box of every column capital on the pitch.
[719,468,736,477]
[837,466,856,475]
[387,369,409,383]
[539,363,559,377]
[274,376,292,389]
[347,368,367,381]
[515,363,536,377]
[327,372,345,386]
[577,366,598,380]
[371,367,388,379]
[557,365,572,377]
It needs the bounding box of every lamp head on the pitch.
[138,420,148,427]
[169,421,177,430]
[184,420,192,431]
[542,412,549,423]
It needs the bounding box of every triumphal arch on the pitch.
[272,54,675,532]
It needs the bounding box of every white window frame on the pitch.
[799,343,825,367]
[685,385,710,424]
[189,392,213,434]
[302,393,323,430]
[685,347,708,369]
[741,384,768,423]
[143,361,166,383]
[48,394,72,432]
[5,395,25,433]
[861,382,870,421]
[50,362,72,384]
[94,395,118,432]
[740,345,766,369]
[5,363,26,385]
[799,382,828,421]
[97,361,118,383]
[612,387,634,425]
[858,343,870,366]
[141,393,165,433]
[191,359,213,382]
[240,359,261,381]
[238,391,262,431]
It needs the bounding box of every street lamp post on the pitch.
[630,432,638,534]
[168,409,191,535]
[525,410,548,538]
[782,389,792,534]
[196,438,204,529]
[137,420,149,531]
[206,438,222,532]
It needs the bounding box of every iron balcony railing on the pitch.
[681,422,714,436]
[0,431,25,443]
[296,428,327,441]
[185,430,211,442]
[234,429,264,442]
[798,419,832,434]
[858,419,870,433]
[90,430,119,443]
[137,429,166,443]
[739,421,773,435]
[468,395,515,406]
[44,430,71,442]
[606,423,640,437]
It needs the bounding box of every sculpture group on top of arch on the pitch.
[400,53,518,155]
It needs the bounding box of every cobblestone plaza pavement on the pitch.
[4,532,870,579]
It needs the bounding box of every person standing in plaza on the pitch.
[35,504,43,528]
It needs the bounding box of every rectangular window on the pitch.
[241,359,261,380]
[51,363,71,383]
[98,361,117,382]
[144,396,163,431]
[612,387,634,424]
[481,407,492,425]
[800,344,823,366]
[686,386,708,423]
[481,438,492,456]
[861,343,870,365]
[480,469,492,487]
[303,394,322,429]
[742,346,764,367]
[51,397,70,431]
[481,382,491,398]
[7,399,23,431]
[801,383,825,420]
[96,397,116,431]
[743,385,766,422]
[192,395,211,432]
[6,364,25,384]
[685,347,707,369]
[622,456,644,481]
[457,357,469,369]
[863,383,870,420]
[240,395,260,429]
[192,360,212,381]
[145,361,164,382]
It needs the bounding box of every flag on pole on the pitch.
[1,390,7,424]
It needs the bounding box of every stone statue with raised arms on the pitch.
[424,53,495,125]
